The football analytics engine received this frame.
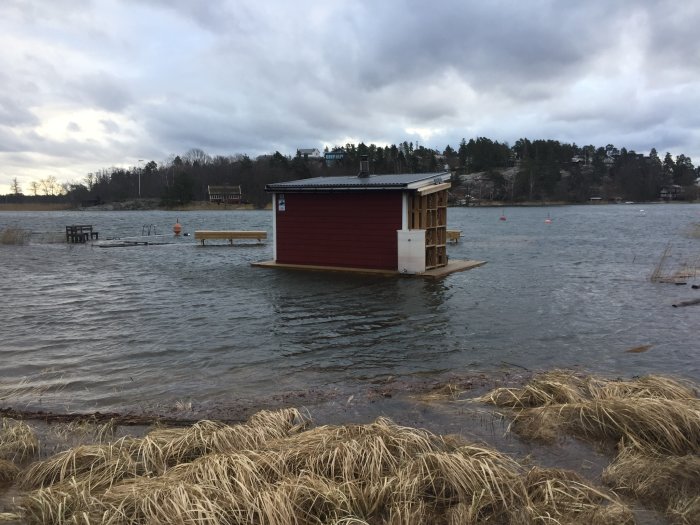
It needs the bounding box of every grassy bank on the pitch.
[0,201,258,212]
[1,371,697,524]
[0,204,72,212]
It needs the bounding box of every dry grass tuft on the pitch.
[415,383,463,401]
[20,479,95,525]
[479,371,697,410]
[169,450,277,500]
[525,466,634,524]
[587,375,697,401]
[276,417,450,486]
[0,227,31,245]
[385,500,430,525]
[398,445,526,520]
[97,478,233,525]
[247,406,310,434]
[482,373,700,453]
[333,518,372,525]
[476,370,589,408]
[256,473,354,524]
[0,418,39,461]
[7,407,639,524]
[668,495,700,525]
[0,513,21,522]
[603,446,700,522]
[19,438,140,491]
[132,408,310,475]
[479,371,700,524]
[0,458,20,482]
[561,398,697,454]
[50,419,116,447]
[509,405,566,443]
[511,397,700,455]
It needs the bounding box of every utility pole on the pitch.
[138,159,144,198]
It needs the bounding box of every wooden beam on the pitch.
[417,182,451,196]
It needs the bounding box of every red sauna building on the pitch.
[262,162,455,274]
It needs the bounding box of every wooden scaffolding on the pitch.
[409,187,448,270]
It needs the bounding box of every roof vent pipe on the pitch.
[358,155,370,178]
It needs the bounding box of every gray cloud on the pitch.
[68,73,134,112]
[1,0,700,192]
[100,119,120,134]
[0,95,39,127]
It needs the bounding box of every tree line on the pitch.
[4,138,699,207]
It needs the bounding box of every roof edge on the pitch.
[265,172,451,193]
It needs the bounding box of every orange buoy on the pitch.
[173,219,182,235]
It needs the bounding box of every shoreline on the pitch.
[0,201,258,212]
[0,368,521,428]
[2,368,693,524]
[2,199,694,213]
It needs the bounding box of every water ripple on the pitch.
[1,207,698,413]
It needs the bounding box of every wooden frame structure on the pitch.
[408,186,448,270]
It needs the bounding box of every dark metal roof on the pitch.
[265,172,450,192]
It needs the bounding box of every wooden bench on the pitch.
[194,230,267,245]
[447,230,462,243]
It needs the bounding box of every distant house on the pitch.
[208,185,242,204]
[297,148,321,159]
[660,185,683,201]
[324,148,345,166]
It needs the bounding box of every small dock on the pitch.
[66,225,98,243]
[194,230,267,245]
[96,235,173,248]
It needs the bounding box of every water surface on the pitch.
[1,205,698,415]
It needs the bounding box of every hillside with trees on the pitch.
[3,138,699,208]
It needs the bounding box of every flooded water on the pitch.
[1,205,698,417]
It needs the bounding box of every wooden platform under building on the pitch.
[194,230,267,245]
[252,259,486,279]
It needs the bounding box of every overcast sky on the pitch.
[1,0,699,193]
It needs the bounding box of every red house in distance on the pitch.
[255,158,485,278]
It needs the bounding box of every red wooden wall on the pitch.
[275,191,403,269]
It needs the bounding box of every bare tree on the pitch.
[40,176,59,196]
[10,177,21,195]
[29,181,39,196]
[185,148,211,166]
